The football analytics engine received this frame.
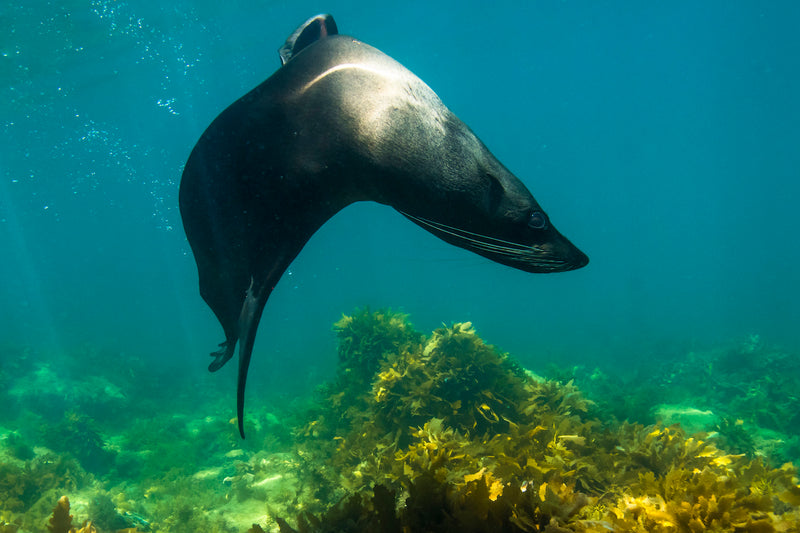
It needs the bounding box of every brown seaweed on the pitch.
[286,309,800,532]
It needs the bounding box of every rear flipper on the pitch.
[208,340,235,372]
[235,279,270,438]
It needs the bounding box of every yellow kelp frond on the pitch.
[287,310,800,532]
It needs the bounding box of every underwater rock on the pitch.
[654,404,718,434]
[8,365,71,421]
[8,361,130,426]
[2,431,35,461]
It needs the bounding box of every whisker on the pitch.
[401,211,536,251]
[468,240,530,257]
[399,210,570,269]
[418,224,529,258]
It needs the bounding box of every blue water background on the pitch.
[2,1,798,400]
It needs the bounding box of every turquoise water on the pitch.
[3,1,799,394]
[3,2,800,530]
[2,0,799,435]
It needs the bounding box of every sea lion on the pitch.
[179,14,588,437]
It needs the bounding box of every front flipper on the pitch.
[236,278,270,438]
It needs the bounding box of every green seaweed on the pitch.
[41,411,115,475]
[0,453,86,515]
[712,417,757,457]
[332,307,422,395]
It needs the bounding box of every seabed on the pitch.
[1,310,799,532]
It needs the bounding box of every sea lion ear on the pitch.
[278,14,338,65]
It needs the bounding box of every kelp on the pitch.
[372,321,534,437]
[274,470,800,532]
[45,496,135,533]
[47,496,73,533]
[288,309,800,532]
[272,475,588,533]
[332,308,422,396]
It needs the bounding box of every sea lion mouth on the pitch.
[401,212,588,273]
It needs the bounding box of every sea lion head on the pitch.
[393,123,589,274]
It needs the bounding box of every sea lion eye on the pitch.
[528,211,547,229]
